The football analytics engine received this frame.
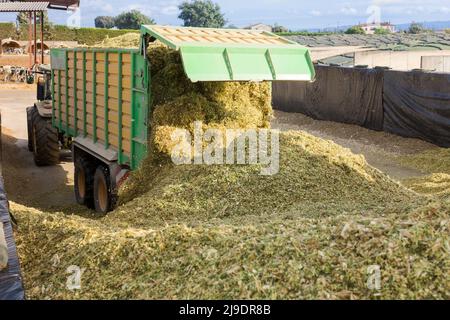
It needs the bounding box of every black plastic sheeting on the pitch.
[0,112,25,300]
[0,177,25,300]
[273,65,384,131]
[383,71,450,147]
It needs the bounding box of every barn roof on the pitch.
[29,0,79,10]
[0,1,49,12]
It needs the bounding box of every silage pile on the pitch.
[15,131,448,300]
[93,33,140,49]
[12,34,450,299]
[399,147,450,199]
[147,45,272,162]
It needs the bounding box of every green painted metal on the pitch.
[50,49,66,70]
[82,51,87,137]
[73,51,78,137]
[92,51,97,143]
[140,25,316,82]
[117,53,123,165]
[51,69,55,127]
[179,45,314,82]
[130,51,149,170]
[65,51,69,134]
[57,70,61,129]
[51,47,148,170]
[104,52,109,148]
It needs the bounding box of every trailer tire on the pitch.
[26,106,34,152]
[32,109,59,166]
[93,166,117,215]
[74,157,95,208]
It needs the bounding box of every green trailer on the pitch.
[27,25,315,214]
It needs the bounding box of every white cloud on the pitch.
[310,10,322,17]
[340,6,358,16]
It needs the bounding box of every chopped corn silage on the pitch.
[14,131,448,300]
[399,147,450,199]
[12,34,449,299]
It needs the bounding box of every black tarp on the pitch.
[0,112,25,300]
[272,65,385,131]
[0,177,24,300]
[383,71,450,147]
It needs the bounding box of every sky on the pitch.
[1,0,450,30]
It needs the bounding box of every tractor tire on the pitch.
[31,109,59,166]
[74,157,95,208]
[26,106,34,152]
[93,166,117,215]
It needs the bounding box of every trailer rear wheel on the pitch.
[74,157,95,208]
[26,106,34,152]
[32,109,59,166]
[93,166,116,214]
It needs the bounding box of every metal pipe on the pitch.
[40,11,44,64]
[33,12,37,65]
[28,12,32,68]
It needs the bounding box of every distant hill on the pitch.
[302,21,450,33]
[396,21,450,31]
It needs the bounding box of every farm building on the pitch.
[245,23,273,32]
[358,22,396,34]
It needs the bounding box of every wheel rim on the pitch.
[97,177,108,212]
[77,168,86,199]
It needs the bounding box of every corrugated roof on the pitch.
[0,1,49,12]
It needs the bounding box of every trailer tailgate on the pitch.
[141,25,315,82]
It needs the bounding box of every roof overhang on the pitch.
[0,1,49,12]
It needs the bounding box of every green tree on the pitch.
[114,10,155,30]
[178,0,226,28]
[16,12,53,38]
[272,23,289,33]
[95,16,115,29]
[408,22,425,34]
[374,28,390,35]
[345,26,365,34]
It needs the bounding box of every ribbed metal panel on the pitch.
[0,1,49,12]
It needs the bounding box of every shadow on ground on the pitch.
[1,129,96,218]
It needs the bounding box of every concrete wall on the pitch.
[354,50,450,71]
[421,56,450,73]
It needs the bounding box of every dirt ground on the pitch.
[0,87,437,212]
[0,86,74,212]
[0,55,50,68]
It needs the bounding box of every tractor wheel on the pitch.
[26,106,34,152]
[74,157,95,208]
[93,166,117,215]
[32,109,59,166]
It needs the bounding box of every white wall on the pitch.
[354,50,450,71]
[421,56,450,73]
